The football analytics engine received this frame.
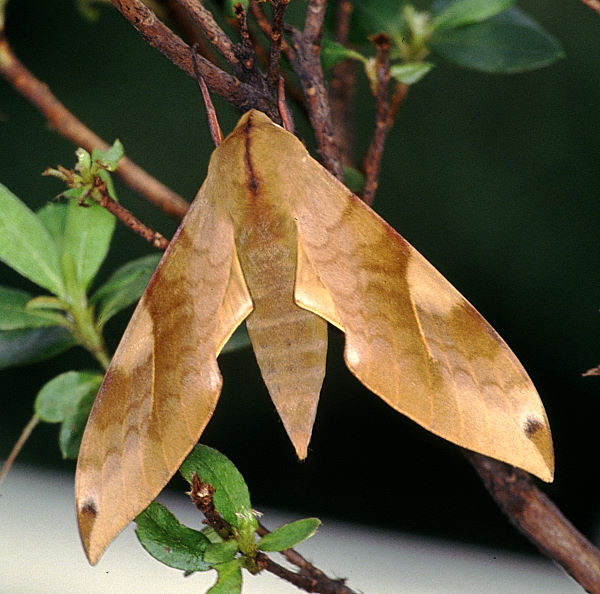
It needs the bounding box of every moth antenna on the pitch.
[191,45,223,147]
[278,76,294,133]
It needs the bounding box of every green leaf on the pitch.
[34,370,102,423]
[220,324,251,355]
[180,445,258,533]
[431,9,564,73]
[208,559,243,594]
[342,166,365,195]
[321,39,366,70]
[75,147,92,172]
[0,183,64,296]
[91,254,160,327]
[58,384,98,458]
[202,526,225,545]
[63,198,115,290]
[258,518,321,552]
[204,540,239,565]
[431,0,515,32]
[0,326,75,369]
[91,140,124,172]
[135,502,211,572]
[390,61,434,84]
[75,0,106,22]
[97,168,119,201]
[36,203,67,251]
[0,286,65,330]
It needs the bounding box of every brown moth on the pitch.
[75,110,554,564]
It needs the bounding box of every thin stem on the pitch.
[0,34,189,219]
[67,298,112,370]
[192,46,223,146]
[388,81,409,128]
[303,0,328,44]
[110,0,278,117]
[0,415,40,490]
[164,0,219,63]
[329,0,356,167]
[267,0,289,91]
[188,476,357,593]
[362,34,392,205]
[287,0,344,179]
[259,554,357,594]
[250,0,295,61]
[174,0,239,65]
[257,520,356,592]
[97,191,169,251]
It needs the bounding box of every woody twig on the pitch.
[0,33,189,219]
[466,452,600,593]
[362,34,392,205]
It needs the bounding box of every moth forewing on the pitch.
[75,109,553,566]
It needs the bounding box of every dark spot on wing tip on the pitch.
[524,417,543,438]
[81,501,98,518]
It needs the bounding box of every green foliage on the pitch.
[136,446,321,590]
[204,540,240,564]
[180,445,259,546]
[257,517,321,552]
[0,183,65,297]
[431,0,515,31]
[0,2,569,591]
[0,286,65,330]
[0,326,75,369]
[321,39,367,71]
[135,502,212,572]
[0,153,153,461]
[209,560,243,594]
[332,0,563,88]
[430,8,564,73]
[75,0,111,22]
[342,166,366,195]
[34,370,103,458]
[390,62,434,84]
[90,253,161,328]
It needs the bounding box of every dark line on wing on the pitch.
[243,115,259,196]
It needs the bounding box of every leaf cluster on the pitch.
[0,144,161,456]
[135,445,321,593]
[323,0,563,86]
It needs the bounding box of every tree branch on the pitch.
[328,0,356,167]
[466,452,600,593]
[0,33,189,219]
[188,475,357,593]
[287,0,344,179]
[97,191,169,250]
[267,0,289,91]
[110,0,279,118]
[362,34,392,205]
[173,0,239,65]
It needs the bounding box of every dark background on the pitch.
[1,0,599,557]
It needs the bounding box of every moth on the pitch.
[75,110,554,564]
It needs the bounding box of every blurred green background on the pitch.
[1,0,598,556]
